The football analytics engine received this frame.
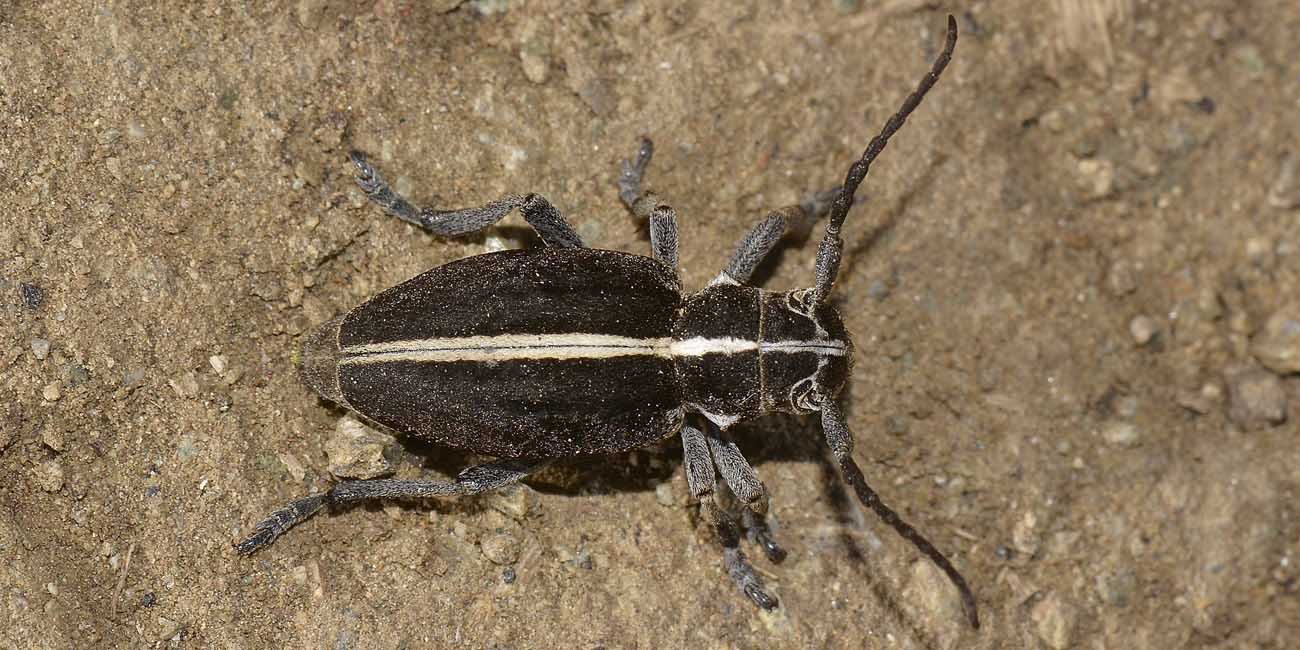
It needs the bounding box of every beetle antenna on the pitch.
[811,15,957,304]
[821,399,979,629]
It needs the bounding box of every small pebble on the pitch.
[1012,510,1040,557]
[519,40,550,84]
[1177,382,1223,414]
[209,354,228,375]
[168,372,199,398]
[1225,365,1287,429]
[278,451,307,482]
[468,0,511,15]
[1250,305,1300,374]
[654,481,675,507]
[573,548,594,570]
[480,532,521,565]
[35,460,65,492]
[42,427,65,452]
[156,617,182,642]
[484,484,538,520]
[121,368,147,390]
[20,282,44,310]
[325,417,398,479]
[1031,593,1077,650]
[1129,315,1158,345]
[176,434,200,461]
[903,559,965,629]
[42,382,62,402]
[1096,568,1137,607]
[105,156,123,181]
[1076,158,1115,199]
[1267,152,1300,209]
[1102,421,1140,447]
[30,339,50,360]
[1106,259,1138,296]
[1114,394,1140,419]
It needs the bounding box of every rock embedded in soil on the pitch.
[1102,421,1140,446]
[1177,382,1223,414]
[902,559,966,637]
[1250,305,1300,374]
[1267,152,1300,209]
[1031,593,1077,650]
[20,282,44,310]
[480,532,521,565]
[1096,567,1137,607]
[1013,510,1041,557]
[1129,315,1159,345]
[42,427,65,452]
[1224,365,1287,429]
[35,460,65,492]
[484,484,539,520]
[326,417,398,479]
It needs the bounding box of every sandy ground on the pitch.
[3,1,1299,648]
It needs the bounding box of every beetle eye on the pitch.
[789,377,822,412]
[799,386,825,412]
[787,289,815,317]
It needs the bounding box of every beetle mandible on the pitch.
[237,16,976,629]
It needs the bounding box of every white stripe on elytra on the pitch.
[340,333,846,364]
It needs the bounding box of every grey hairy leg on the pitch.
[236,458,548,555]
[681,424,777,609]
[722,186,853,284]
[617,137,679,269]
[704,424,787,563]
[349,151,583,247]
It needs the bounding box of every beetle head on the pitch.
[760,288,854,415]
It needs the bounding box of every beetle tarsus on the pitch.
[740,576,779,611]
[742,507,788,564]
[234,493,326,555]
[618,136,655,208]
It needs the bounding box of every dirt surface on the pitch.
[3,1,1299,648]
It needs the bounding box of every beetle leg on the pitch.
[349,152,584,247]
[617,136,654,208]
[719,209,790,285]
[519,193,584,248]
[618,137,680,270]
[235,458,548,555]
[718,185,862,285]
[704,427,788,563]
[681,424,778,610]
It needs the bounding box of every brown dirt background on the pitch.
[3,1,1299,648]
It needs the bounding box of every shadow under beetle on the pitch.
[238,16,976,630]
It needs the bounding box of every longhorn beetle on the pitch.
[238,16,976,629]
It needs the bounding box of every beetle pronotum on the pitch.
[238,16,976,629]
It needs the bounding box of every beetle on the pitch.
[237,16,976,629]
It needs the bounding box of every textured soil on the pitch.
[3,1,1299,648]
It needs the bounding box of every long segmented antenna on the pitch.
[812,15,958,304]
[821,399,979,629]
